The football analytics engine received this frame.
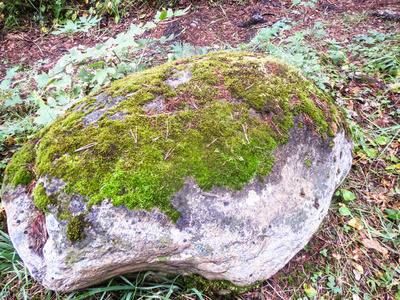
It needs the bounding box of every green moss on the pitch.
[157,256,168,262]
[305,159,311,167]
[179,274,259,297]
[32,183,51,211]
[5,140,36,187]
[4,52,343,221]
[67,214,87,242]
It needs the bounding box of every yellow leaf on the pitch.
[361,238,388,256]
[41,26,48,33]
[353,263,364,274]
[356,152,367,160]
[348,218,364,230]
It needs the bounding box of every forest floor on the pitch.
[1,0,400,299]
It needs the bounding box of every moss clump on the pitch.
[179,274,259,298]
[67,214,87,242]
[4,140,36,187]
[305,159,311,167]
[5,52,342,221]
[32,183,51,211]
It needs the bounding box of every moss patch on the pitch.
[179,274,259,298]
[32,183,51,211]
[67,214,88,242]
[4,51,342,222]
[4,139,37,187]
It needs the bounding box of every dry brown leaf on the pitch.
[361,238,388,256]
[382,179,391,188]
[332,253,342,260]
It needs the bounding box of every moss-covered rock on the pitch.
[4,51,341,221]
[1,52,353,293]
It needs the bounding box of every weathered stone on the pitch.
[2,52,353,292]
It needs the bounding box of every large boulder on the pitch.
[2,52,353,292]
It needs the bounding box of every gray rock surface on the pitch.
[2,52,353,292]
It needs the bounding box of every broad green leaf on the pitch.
[36,73,52,88]
[47,97,57,108]
[375,136,389,145]
[34,105,57,126]
[386,163,400,170]
[303,284,317,297]
[0,79,12,90]
[339,206,351,216]
[363,147,377,158]
[159,10,168,21]
[341,189,356,201]
[4,94,23,107]
[173,6,190,17]
[87,61,106,68]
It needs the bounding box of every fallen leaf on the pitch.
[387,82,400,93]
[356,152,367,160]
[6,136,15,145]
[382,178,391,188]
[353,269,362,281]
[361,238,388,256]
[353,263,364,274]
[348,218,364,230]
[332,252,341,260]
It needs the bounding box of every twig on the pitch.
[271,121,282,136]
[130,127,138,144]
[142,83,158,88]
[191,99,198,109]
[245,83,255,90]
[74,142,98,152]
[138,112,173,117]
[207,138,218,147]
[266,280,285,299]
[163,148,174,161]
[242,124,250,144]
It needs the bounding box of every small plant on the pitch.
[52,15,101,39]
[248,19,329,90]
[168,43,209,61]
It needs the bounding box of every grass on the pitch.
[1,0,400,299]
